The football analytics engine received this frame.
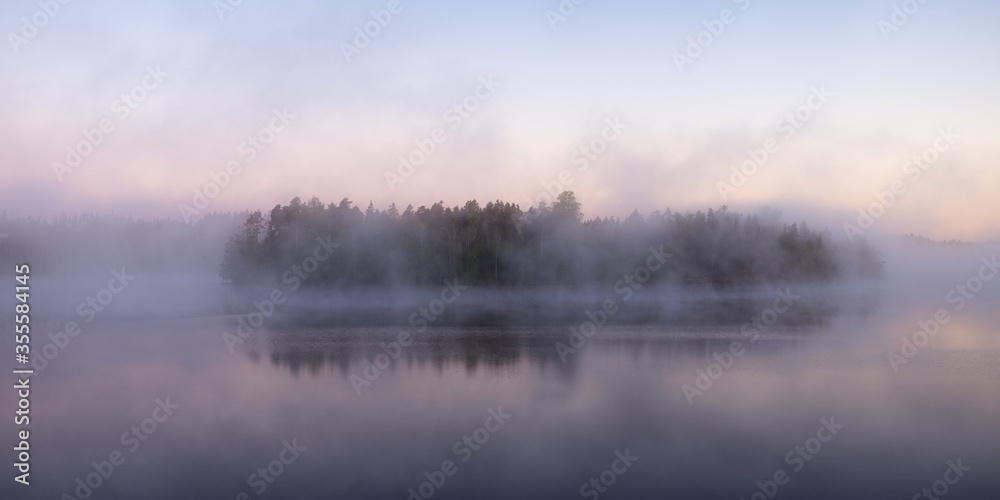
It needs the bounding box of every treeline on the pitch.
[220,192,884,287]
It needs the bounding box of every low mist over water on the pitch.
[2,211,999,498]
[3,258,1000,498]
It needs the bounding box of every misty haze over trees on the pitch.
[0,211,242,276]
[220,191,884,288]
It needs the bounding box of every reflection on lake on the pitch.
[4,285,1000,499]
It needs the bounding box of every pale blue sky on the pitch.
[1,0,998,239]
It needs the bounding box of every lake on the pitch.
[4,273,1000,499]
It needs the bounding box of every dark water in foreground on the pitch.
[4,282,1000,499]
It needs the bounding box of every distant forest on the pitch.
[220,192,884,287]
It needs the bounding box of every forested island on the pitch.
[220,192,883,288]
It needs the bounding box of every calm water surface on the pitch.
[5,283,1000,499]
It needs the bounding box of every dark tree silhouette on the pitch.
[219,192,884,287]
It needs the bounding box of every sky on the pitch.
[1,0,998,240]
